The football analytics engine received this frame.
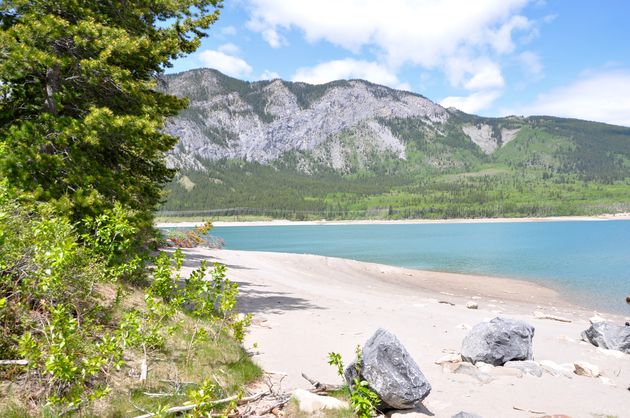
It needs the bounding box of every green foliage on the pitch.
[328,348,380,418]
[0,0,222,235]
[0,188,252,411]
[0,189,134,406]
[185,379,216,417]
[0,2,260,415]
[164,221,224,248]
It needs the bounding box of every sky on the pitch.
[168,1,630,126]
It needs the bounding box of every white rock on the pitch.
[573,361,601,378]
[292,389,348,413]
[471,296,482,300]
[540,360,575,378]
[434,353,462,364]
[504,360,543,377]
[466,301,478,309]
[489,366,524,378]
[596,347,626,358]
[589,315,606,324]
[474,361,494,374]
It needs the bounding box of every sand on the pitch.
[179,248,630,418]
[157,213,630,228]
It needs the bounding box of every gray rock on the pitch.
[504,360,543,377]
[452,412,483,418]
[345,328,431,410]
[164,70,449,171]
[581,322,630,354]
[461,317,535,366]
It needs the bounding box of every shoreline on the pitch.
[179,248,630,417]
[156,212,630,228]
[201,249,629,319]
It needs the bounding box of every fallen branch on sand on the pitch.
[513,405,546,414]
[533,311,572,323]
[132,391,268,418]
[252,395,291,417]
[301,373,344,393]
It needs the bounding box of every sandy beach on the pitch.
[179,247,630,418]
[157,213,630,228]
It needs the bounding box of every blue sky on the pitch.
[169,1,630,126]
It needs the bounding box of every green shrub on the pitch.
[328,347,380,418]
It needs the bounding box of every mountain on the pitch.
[158,68,630,219]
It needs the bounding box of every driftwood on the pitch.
[139,357,148,382]
[301,373,344,393]
[438,300,455,306]
[253,395,291,417]
[513,405,546,414]
[133,391,267,418]
[141,392,175,398]
[0,359,29,365]
[533,311,572,323]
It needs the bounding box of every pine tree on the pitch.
[0,0,222,230]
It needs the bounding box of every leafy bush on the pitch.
[164,222,225,248]
[0,185,249,411]
[0,186,136,406]
[328,347,380,418]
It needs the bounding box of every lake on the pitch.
[200,221,630,314]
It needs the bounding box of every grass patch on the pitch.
[0,288,263,418]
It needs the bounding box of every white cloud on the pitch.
[245,0,535,69]
[518,51,543,77]
[244,0,539,106]
[463,61,505,90]
[488,15,532,54]
[217,43,240,54]
[260,70,281,80]
[198,50,253,78]
[440,90,503,113]
[506,70,630,126]
[292,59,407,90]
[219,26,237,36]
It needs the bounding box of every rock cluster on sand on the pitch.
[581,322,630,354]
[344,328,431,410]
[461,317,535,366]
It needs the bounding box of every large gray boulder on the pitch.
[344,328,431,410]
[461,317,535,366]
[581,322,630,354]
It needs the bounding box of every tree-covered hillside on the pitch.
[159,69,630,220]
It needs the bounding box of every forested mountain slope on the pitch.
[159,69,630,219]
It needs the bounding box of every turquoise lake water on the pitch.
[196,221,630,315]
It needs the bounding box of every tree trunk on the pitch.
[44,64,60,115]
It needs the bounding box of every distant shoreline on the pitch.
[156,212,630,228]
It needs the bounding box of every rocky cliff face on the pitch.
[162,69,513,173]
